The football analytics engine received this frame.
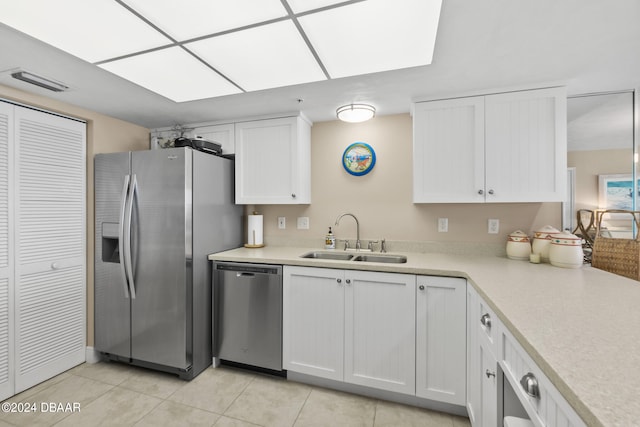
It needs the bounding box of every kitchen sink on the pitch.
[300,251,407,263]
[352,254,407,263]
[300,251,355,261]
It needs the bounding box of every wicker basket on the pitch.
[591,209,640,281]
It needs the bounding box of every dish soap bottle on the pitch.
[325,227,336,249]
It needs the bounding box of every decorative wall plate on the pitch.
[342,142,376,176]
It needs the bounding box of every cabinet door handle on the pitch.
[291,193,296,198]
[419,285,425,290]
[345,279,351,284]
[336,278,342,284]
[480,313,492,328]
[488,189,495,195]
[520,372,540,399]
[51,262,60,270]
[485,369,496,379]
[478,189,484,195]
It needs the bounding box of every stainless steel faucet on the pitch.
[335,213,361,250]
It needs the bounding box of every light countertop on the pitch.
[208,246,640,427]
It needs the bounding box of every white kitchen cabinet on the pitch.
[413,96,485,203]
[282,266,343,381]
[193,123,234,154]
[468,284,501,427]
[413,87,566,203]
[466,285,481,426]
[480,345,499,427]
[484,88,567,202]
[468,285,585,427]
[344,270,415,394]
[500,327,586,427]
[283,266,416,395]
[415,275,466,405]
[235,115,311,204]
[0,101,86,400]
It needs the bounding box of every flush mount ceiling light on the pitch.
[11,70,69,92]
[336,104,376,123]
[0,0,442,103]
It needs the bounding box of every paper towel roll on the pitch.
[247,214,264,246]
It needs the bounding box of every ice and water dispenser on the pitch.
[101,222,120,263]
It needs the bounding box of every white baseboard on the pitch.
[85,347,103,364]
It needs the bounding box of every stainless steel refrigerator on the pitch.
[94,147,242,379]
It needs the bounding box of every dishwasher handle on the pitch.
[215,262,282,276]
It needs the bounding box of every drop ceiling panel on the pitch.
[122,0,288,41]
[1,0,172,63]
[186,20,326,92]
[286,0,353,13]
[98,47,241,102]
[298,0,442,78]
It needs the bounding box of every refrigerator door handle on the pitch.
[119,174,131,298]
[124,174,137,299]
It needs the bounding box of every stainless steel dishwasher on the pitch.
[212,262,283,371]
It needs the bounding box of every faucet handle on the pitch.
[380,238,387,253]
[367,240,379,251]
[341,239,349,251]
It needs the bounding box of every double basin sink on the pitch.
[300,251,407,264]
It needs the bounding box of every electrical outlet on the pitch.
[438,218,448,232]
[278,217,286,229]
[297,217,309,229]
[488,219,500,234]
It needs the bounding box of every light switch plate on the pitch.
[438,218,448,232]
[278,217,286,229]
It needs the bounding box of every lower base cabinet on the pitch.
[467,285,586,427]
[415,276,467,405]
[480,346,498,427]
[500,328,586,427]
[283,266,467,404]
[283,266,344,381]
[283,266,416,395]
[468,284,499,427]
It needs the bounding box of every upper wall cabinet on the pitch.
[193,123,234,155]
[235,115,311,204]
[413,87,567,203]
[413,96,485,203]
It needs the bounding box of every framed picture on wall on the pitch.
[598,173,638,210]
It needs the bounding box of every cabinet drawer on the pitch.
[500,329,585,427]
[478,297,499,358]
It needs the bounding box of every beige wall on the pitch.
[255,114,562,246]
[0,84,149,347]
[568,148,632,211]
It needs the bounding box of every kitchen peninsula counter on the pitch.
[209,246,640,427]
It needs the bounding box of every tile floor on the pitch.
[0,362,472,427]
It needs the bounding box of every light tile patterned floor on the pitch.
[0,362,472,427]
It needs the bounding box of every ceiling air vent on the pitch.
[11,70,69,92]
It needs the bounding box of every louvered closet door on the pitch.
[0,102,14,400]
[14,106,86,393]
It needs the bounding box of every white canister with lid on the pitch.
[548,231,584,268]
[532,225,560,263]
[506,230,531,260]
